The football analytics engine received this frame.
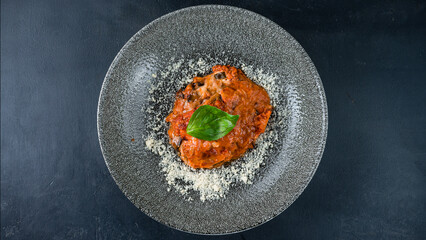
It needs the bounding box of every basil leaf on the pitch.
[186,105,239,141]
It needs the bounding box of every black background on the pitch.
[1,0,425,239]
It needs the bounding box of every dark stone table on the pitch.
[1,0,425,239]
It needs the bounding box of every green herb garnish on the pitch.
[186,105,239,141]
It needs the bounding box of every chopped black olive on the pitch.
[188,93,197,102]
[214,72,226,79]
[191,82,204,88]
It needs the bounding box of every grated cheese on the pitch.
[143,56,288,202]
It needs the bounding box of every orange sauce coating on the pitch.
[166,65,272,169]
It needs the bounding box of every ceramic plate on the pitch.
[97,5,327,234]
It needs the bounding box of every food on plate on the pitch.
[166,65,272,169]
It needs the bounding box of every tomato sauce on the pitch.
[166,65,272,169]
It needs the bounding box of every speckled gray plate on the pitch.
[97,5,327,235]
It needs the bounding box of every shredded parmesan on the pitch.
[143,56,287,202]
